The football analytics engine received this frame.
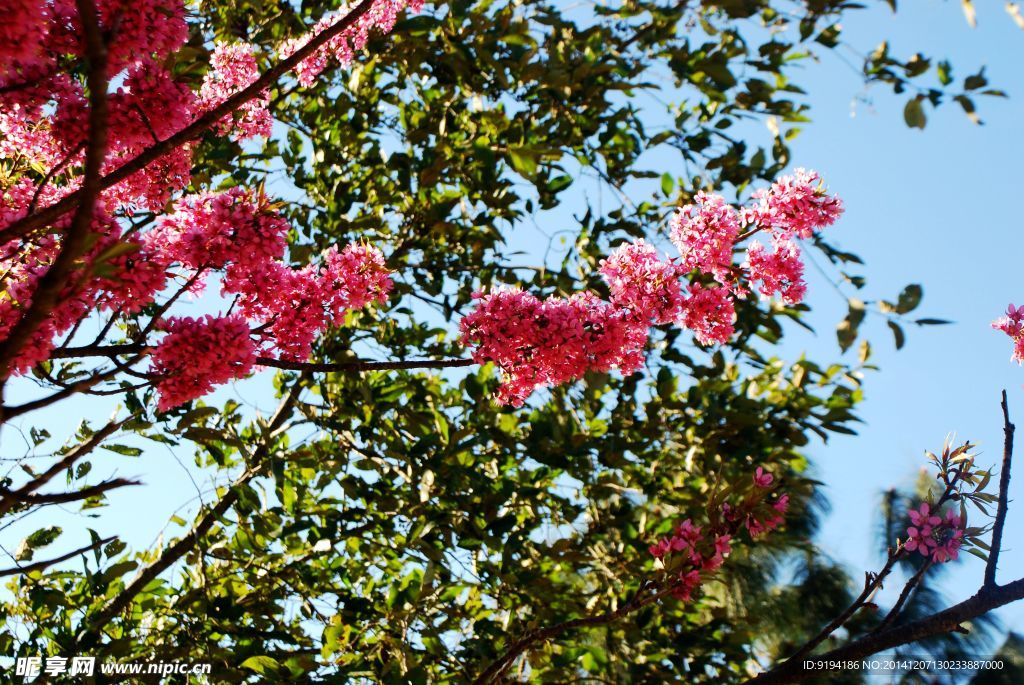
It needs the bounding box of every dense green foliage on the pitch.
[2,1,1004,682]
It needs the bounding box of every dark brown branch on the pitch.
[0,536,116,578]
[786,548,903,664]
[743,578,1024,685]
[986,389,1015,588]
[0,0,110,379]
[3,0,381,242]
[257,356,476,372]
[72,375,307,650]
[0,478,140,507]
[875,559,932,633]
[0,415,132,515]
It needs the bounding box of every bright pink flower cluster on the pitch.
[96,0,189,72]
[669,191,740,284]
[993,304,1024,364]
[459,288,649,407]
[648,519,733,600]
[280,0,425,86]
[649,469,788,602]
[226,243,393,361]
[905,502,964,563]
[0,182,152,373]
[679,283,735,345]
[0,1,51,79]
[463,170,842,405]
[149,188,290,274]
[150,315,258,411]
[744,239,806,305]
[599,239,685,325]
[199,43,272,140]
[741,168,844,240]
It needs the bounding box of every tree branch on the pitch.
[71,375,307,649]
[0,0,110,378]
[786,549,903,664]
[0,414,133,515]
[257,356,476,372]
[0,478,140,508]
[874,558,932,633]
[986,389,1014,588]
[0,536,116,578]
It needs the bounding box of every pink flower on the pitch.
[599,239,685,325]
[669,192,739,284]
[460,288,649,406]
[741,168,843,239]
[199,43,272,140]
[753,467,774,488]
[744,239,807,305]
[150,314,257,411]
[680,283,735,346]
[993,304,1024,364]
[280,0,425,86]
[905,502,963,563]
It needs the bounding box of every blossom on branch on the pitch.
[906,502,964,563]
[741,168,843,239]
[150,315,257,411]
[993,303,1024,363]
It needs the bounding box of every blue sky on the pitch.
[2,0,1024,666]
[778,1,1024,639]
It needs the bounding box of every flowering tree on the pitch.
[2,0,1023,682]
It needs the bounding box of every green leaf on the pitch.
[660,172,674,197]
[903,97,926,129]
[508,148,538,176]
[102,444,143,457]
[895,284,923,313]
[888,321,906,350]
[241,656,281,675]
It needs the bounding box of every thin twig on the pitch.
[0,536,116,578]
[0,478,141,507]
[986,390,1015,588]
[875,559,933,633]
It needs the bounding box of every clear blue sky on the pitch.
[780,2,1024,639]
[2,0,1023,663]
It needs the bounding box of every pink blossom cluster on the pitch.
[744,239,806,305]
[648,468,788,602]
[148,187,290,274]
[462,170,842,406]
[993,304,1024,364]
[905,503,964,563]
[149,315,258,412]
[0,183,147,374]
[741,168,844,240]
[1,179,393,407]
[459,288,649,407]
[648,519,733,600]
[599,239,686,325]
[225,243,393,361]
[0,1,51,80]
[199,43,273,140]
[280,0,425,86]
[669,191,740,285]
